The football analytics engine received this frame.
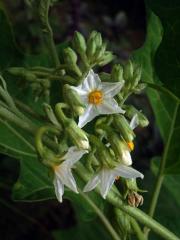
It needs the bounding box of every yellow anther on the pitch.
[127,141,134,151]
[88,90,103,105]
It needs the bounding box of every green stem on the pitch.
[130,218,146,240]
[39,0,60,67]
[144,102,179,238]
[79,190,121,240]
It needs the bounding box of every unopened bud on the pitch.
[63,47,78,65]
[123,60,134,80]
[133,83,146,94]
[124,105,149,128]
[111,64,124,82]
[98,51,115,66]
[94,32,102,48]
[87,37,97,59]
[64,84,85,116]
[106,130,132,166]
[113,115,135,142]
[66,120,89,150]
[72,31,86,54]
[133,66,142,86]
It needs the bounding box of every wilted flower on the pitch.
[53,146,87,202]
[71,70,125,128]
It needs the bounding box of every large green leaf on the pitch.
[133,6,180,173]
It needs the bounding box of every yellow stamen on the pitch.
[88,90,103,105]
[127,141,134,151]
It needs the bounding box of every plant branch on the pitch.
[144,101,179,238]
[79,190,121,240]
[130,218,146,240]
[39,0,60,67]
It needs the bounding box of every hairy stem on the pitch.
[79,190,121,240]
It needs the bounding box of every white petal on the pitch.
[115,164,144,179]
[97,98,125,115]
[53,176,64,203]
[83,174,100,192]
[81,70,101,92]
[78,104,98,128]
[55,166,78,193]
[130,114,139,130]
[101,81,124,98]
[62,146,87,167]
[70,85,87,97]
[121,149,132,166]
[99,168,116,199]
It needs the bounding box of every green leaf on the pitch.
[133,6,180,173]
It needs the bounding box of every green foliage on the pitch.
[133,5,180,173]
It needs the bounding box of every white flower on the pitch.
[83,164,143,199]
[53,146,87,202]
[71,70,125,128]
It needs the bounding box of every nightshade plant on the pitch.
[0,1,180,240]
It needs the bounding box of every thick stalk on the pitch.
[130,218,146,240]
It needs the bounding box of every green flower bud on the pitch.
[63,84,85,116]
[124,105,149,127]
[123,60,134,80]
[63,47,78,65]
[99,72,111,82]
[66,120,89,150]
[111,64,124,82]
[86,37,97,59]
[94,42,107,61]
[133,65,142,86]
[133,83,146,94]
[98,51,115,66]
[107,131,132,165]
[113,115,135,142]
[94,32,102,48]
[72,31,86,54]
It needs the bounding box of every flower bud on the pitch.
[94,42,107,61]
[111,64,124,82]
[107,133,132,166]
[124,105,149,128]
[94,32,102,48]
[98,51,115,66]
[64,84,85,116]
[66,120,89,150]
[86,37,97,59]
[133,65,142,86]
[123,60,134,80]
[63,47,78,65]
[72,31,86,54]
[113,115,135,142]
[133,83,146,94]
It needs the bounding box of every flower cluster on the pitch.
[32,31,149,203]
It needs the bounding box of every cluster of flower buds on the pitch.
[7,67,51,101]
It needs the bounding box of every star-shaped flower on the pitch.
[71,70,125,128]
[53,146,87,202]
[83,164,143,199]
